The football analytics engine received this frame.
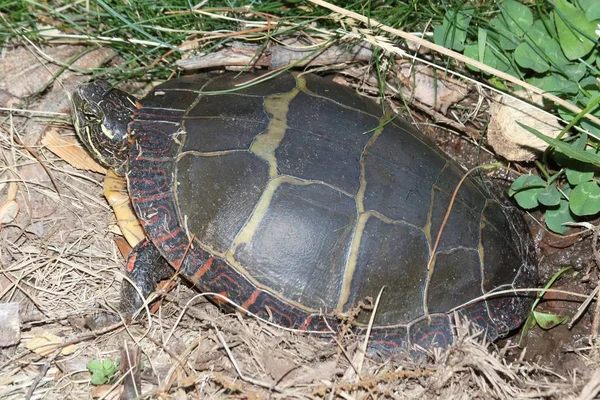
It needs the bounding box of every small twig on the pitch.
[322,316,359,375]
[576,367,600,400]
[593,228,600,270]
[25,347,61,400]
[0,107,68,116]
[593,286,600,343]
[357,286,384,378]
[212,323,282,393]
[0,124,61,199]
[569,285,599,330]
[146,335,193,377]
[426,163,500,271]
[342,287,386,384]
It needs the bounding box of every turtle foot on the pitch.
[84,311,124,330]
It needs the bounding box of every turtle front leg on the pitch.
[89,239,173,328]
[120,239,174,316]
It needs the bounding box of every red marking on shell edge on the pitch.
[126,252,138,273]
[299,315,313,331]
[213,292,229,305]
[372,339,400,349]
[153,227,183,244]
[192,257,214,281]
[241,290,261,312]
[134,192,170,204]
[415,330,449,347]
[135,101,142,109]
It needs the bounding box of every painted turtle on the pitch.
[71,72,536,353]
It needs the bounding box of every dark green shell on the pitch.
[127,72,536,352]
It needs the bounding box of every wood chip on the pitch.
[42,128,106,173]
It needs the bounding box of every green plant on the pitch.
[508,128,600,233]
[519,266,571,346]
[87,358,118,386]
[434,0,600,233]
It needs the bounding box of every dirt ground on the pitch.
[1,43,600,400]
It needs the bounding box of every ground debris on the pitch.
[0,303,20,347]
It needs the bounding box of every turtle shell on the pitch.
[127,72,536,352]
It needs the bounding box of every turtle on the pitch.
[70,71,537,354]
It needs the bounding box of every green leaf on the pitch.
[532,311,569,329]
[586,3,600,20]
[464,43,513,73]
[528,74,579,95]
[500,0,534,37]
[513,187,544,209]
[87,358,117,386]
[580,0,598,11]
[535,266,572,304]
[562,135,596,184]
[90,372,109,386]
[509,174,547,209]
[103,359,117,374]
[489,0,533,51]
[554,0,598,60]
[581,120,600,138]
[490,16,521,50]
[570,181,600,215]
[517,122,600,165]
[566,168,595,185]
[545,200,576,233]
[514,42,550,73]
[520,266,571,345]
[558,62,587,81]
[534,27,569,68]
[516,19,585,79]
[433,9,472,51]
[509,174,546,195]
[87,360,102,372]
[478,27,487,63]
[519,313,537,346]
[514,20,555,73]
[537,184,562,206]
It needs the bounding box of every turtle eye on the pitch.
[81,103,101,122]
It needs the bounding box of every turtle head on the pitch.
[71,81,137,174]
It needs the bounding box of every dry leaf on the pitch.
[42,128,106,173]
[25,332,78,356]
[0,200,18,224]
[91,384,122,400]
[285,360,339,385]
[487,92,562,162]
[260,352,297,382]
[398,62,468,114]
